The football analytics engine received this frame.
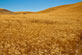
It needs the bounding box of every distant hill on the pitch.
[0,8,13,14]
[14,11,35,14]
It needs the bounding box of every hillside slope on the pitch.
[0,8,12,14]
[64,2,82,12]
[38,2,82,13]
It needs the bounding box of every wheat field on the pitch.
[0,2,82,55]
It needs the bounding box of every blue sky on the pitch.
[0,0,82,12]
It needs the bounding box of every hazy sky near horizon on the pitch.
[0,0,82,12]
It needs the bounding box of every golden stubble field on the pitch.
[0,2,82,55]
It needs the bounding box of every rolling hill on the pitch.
[38,2,82,13]
[0,8,13,14]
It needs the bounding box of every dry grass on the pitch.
[0,2,82,55]
[0,12,82,55]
